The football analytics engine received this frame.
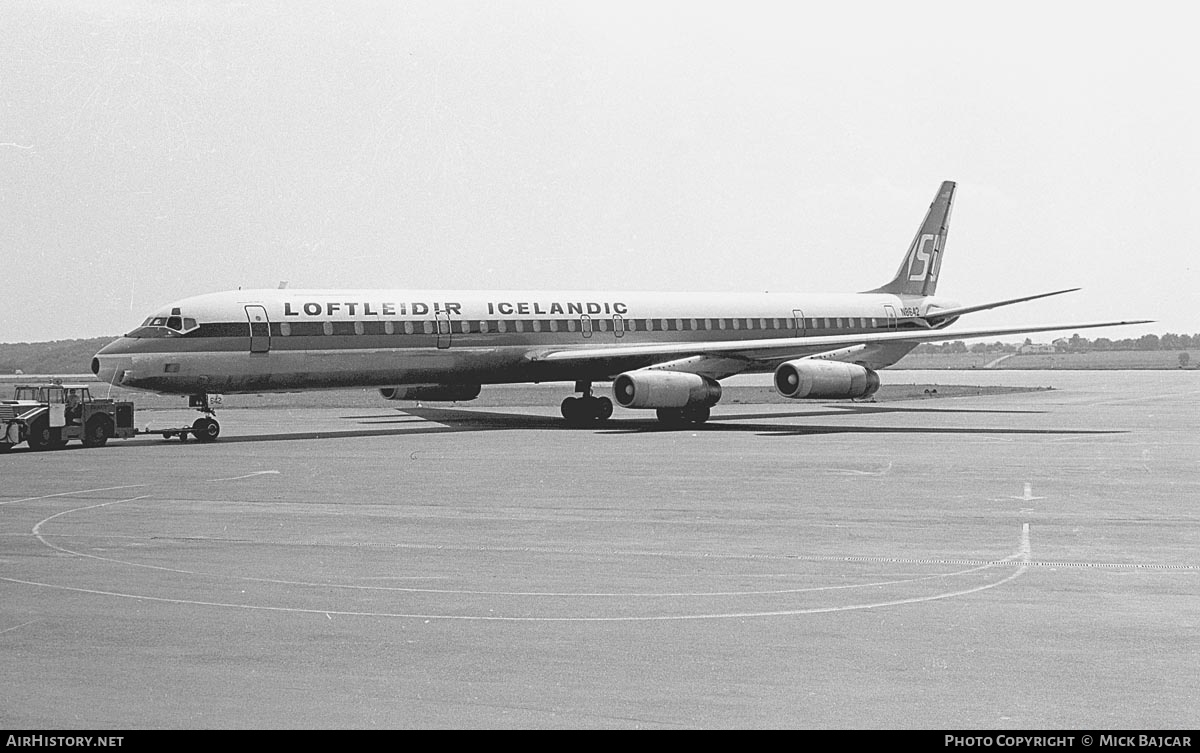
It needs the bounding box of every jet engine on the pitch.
[773,360,880,399]
[379,384,482,401]
[612,370,722,409]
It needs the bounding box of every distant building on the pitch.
[1018,342,1057,355]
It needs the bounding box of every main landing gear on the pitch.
[188,393,221,443]
[654,405,711,427]
[560,381,613,427]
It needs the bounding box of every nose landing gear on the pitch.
[188,393,221,442]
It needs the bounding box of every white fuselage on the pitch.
[92,288,947,395]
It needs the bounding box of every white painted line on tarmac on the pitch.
[209,471,281,482]
[4,525,1037,622]
[32,495,153,554]
[28,495,1019,598]
[1,484,149,507]
[0,619,39,636]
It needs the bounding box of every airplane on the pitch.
[91,181,1148,440]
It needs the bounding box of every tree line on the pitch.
[913,332,1198,354]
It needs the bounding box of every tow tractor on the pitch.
[0,382,218,452]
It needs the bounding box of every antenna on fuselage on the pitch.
[278,281,289,289]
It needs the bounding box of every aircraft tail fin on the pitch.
[866,180,956,296]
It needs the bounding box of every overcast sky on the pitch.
[2,0,1195,343]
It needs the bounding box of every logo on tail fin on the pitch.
[864,181,955,297]
[907,234,943,283]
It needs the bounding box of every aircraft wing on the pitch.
[524,318,1152,376]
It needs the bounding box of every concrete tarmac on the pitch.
[2,374,1198,728]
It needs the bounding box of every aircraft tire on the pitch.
[655,408,686,427]
[561,396,612,426]
[192,417,220,443]
[656,406,710,427]
[682,405,710,424]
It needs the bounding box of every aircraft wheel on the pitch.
[682,405,710,424]
[656,406,710,427]
[562,396,612,426]
[192,417,220,443]
[655,408,686,427]
[82,416,112,447]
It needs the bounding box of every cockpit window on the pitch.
[125,313,200,338]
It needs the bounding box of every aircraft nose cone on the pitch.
[93,339,134,387]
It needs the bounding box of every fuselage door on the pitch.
[580,315,593,338]
[613,315,625,338]
[883,304,898,330]
[792,309,806,337]
[245,305,270,354]
[435,311,452,349]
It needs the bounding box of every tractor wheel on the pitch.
[26,419,57,451]
[82,416,113,447]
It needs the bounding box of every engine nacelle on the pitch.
[379,384,481,402]
[613,371,722,409]
[773,360,880,399]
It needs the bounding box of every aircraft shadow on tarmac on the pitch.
[345,404,1120,440]
[10,403,1118,450]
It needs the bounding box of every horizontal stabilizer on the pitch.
[924,288,1081,324]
